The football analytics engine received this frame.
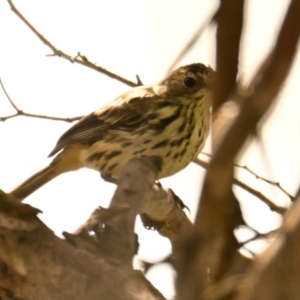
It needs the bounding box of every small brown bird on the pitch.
[10,63,214,201]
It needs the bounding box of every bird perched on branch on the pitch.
[10,63,214,201]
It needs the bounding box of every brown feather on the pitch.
[10,63,214,201]
[11,145,84,201]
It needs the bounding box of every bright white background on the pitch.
[0,0,299,298]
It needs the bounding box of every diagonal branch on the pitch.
[0,76,81,122]
[238,164,295,201]
[199,152,295,201]
[178,0,300,298]
[166,11,216,75]
[194,158,287,215]
[7,0,138,88]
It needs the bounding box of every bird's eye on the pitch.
[183,77,196,88]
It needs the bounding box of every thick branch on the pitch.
[213,0,244,111]
[177,0,300,298]
[234,190,300,300]
[140,183,194,255]
[0,159,166,300]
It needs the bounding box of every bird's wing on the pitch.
[48,86,157,157]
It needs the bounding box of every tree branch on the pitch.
[177,0,300,297]
[238,164,295,201]
[0,75,81,122]
[194,158,287,215]
[235,188,300,299]
[166,11,216,75]
[7,0,138,88]
[0,159,168,300]
[199,152,295,201]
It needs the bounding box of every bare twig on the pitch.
[166,11,216,75]
[235,183,300,300]
[135,74,143,86]
[233,178,287,214]
[0,76,81,122]
[0,112,81,122]
[238,165,295,201]
[198,153,295,202]
[194,158,287,215]
[7,0,138,88]
[0,77,18,112]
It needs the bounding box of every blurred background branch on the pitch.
[0,0,299,299]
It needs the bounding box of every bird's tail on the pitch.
[10,145,85,201]
[9,163,63,201]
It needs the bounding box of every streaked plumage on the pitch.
[10,63,214,200]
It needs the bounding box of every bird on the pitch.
[10,63,214,201]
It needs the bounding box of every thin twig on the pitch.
[199,152,295,201]
[0,76,19,111]
[238,165,295,201]
[166,11,216,75]
[7,0,138,88]
[239,228,278,248]
[233,177,287,214]
[193,158,287,215]
[0,76,81,123]
[0,112,81,123]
